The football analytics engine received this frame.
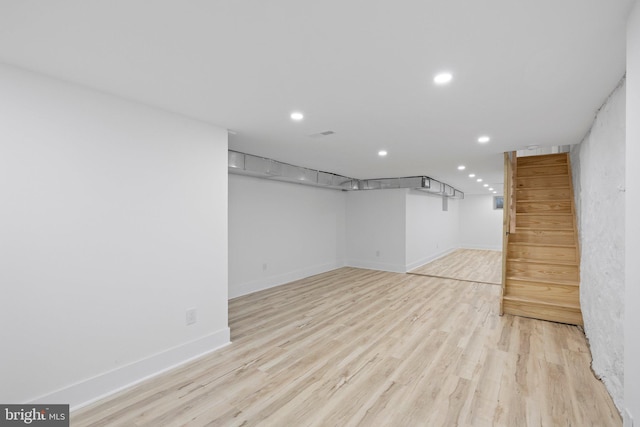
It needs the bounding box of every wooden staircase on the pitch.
[501,152,583,325]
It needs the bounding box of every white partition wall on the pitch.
[405,191,460,271]
[458,194,503,251]
[228,174,347,298]
[345,189,407,273]
[0,64,230,408]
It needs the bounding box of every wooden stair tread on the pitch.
[505,276,579,287]
[516,153,569,167]
[514,227,575,232]
[517,173,569,178]
[515,199,572,203]
[517,164,568,169]
[507,257,578,266]
[516,213,573,216]
[508,242,576,248]
[502,295,581,311]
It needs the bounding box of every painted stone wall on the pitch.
[570,79,626,411]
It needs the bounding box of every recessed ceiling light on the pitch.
[378,150,388,157]
[290,111,304,121]
[434,72,453,85]
[477,178,483,182]
[478,136,490,143]
[483,184,489,187]
[489,187,494,191]
[468,173,476,178]
[493,191,498,194]
[457,165,466,170]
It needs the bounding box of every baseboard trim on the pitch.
[346,259,407,274]
[229,261,345,298]
[30,328,231,411]
[458,244,503,251]
[405,247,457,272]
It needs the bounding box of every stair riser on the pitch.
[507,245,577,263]
[504,280,579,306]
[503,300,583,325]
[516,214,574,229]
[518,164,569,177]
[516,201,572,214]
[516,188,572,201]
[506,262,580,282]
[517,153,568,167]
[517,176,570,189]
[510,230,575,245]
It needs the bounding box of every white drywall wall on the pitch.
[570,79,626,411]
[228,174,347,298]
[625,3,640,425]
[0,64,230,408]
[459,194,503,251]
[405,191,460,270]
[346,189,407,272]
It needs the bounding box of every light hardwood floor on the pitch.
[72,267,619,426]
[409,249,503,285]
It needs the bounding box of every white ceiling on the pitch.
[0,0,633,194]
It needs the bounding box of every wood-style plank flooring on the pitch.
[409,248,503,285]
[71,266,619,426]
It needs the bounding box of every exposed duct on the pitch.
[228,150,464,198]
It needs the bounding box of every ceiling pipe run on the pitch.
[228,150,464,199]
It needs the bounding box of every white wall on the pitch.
[625,2,640,425]
[346,189,407,272]
[458,194,503,251]
[228,174,346,298]
[570,79,626,411]
[0,64,230,408]
[405,191,460,270]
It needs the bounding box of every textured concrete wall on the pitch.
[571,79,626,411]
[625,4,640,424]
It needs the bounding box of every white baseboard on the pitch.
[30,328,231,411]
[405,247,457,272]
[229,261,345,298]
[458,244,503,251]
[346,259,407,274]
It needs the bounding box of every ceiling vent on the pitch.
[308,130,336,138]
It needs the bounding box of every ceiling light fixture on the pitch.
[478,136,490,143]
[434,72,453,85]
[290,111,304,121]
[483,184,489,187]
[493,191,498,194]
[489,187,494,191]
[468,174,476,178]
[477,178,483,182]
[457,165,466,170]
[378,150,388,157]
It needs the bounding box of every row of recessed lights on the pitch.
[437,72,498,194]
[457,166,497,194]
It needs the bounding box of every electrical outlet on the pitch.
[186,308,197,326]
